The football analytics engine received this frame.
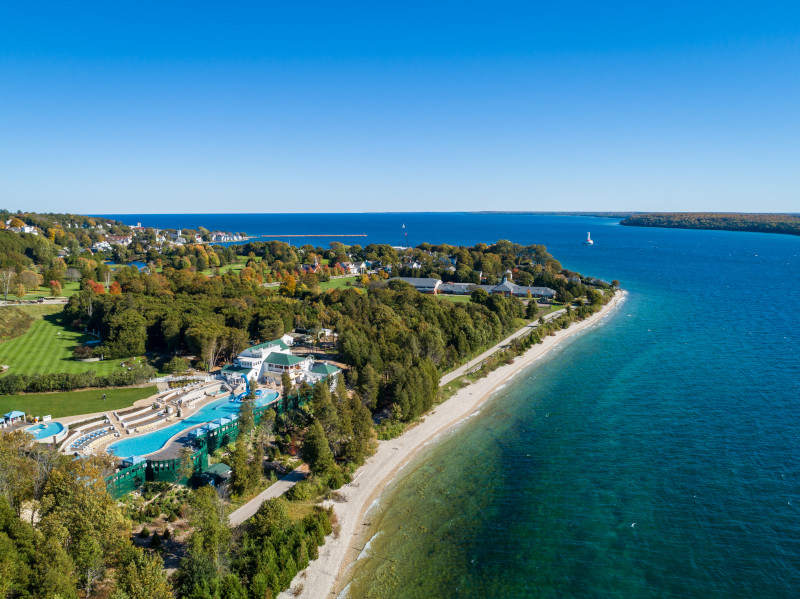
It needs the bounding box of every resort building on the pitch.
[488,279,556,299]
[220,335,341,388]
[389,277,443,294]
[395,276,555,299]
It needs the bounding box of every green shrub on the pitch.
[149,532,162,549]
[286,476,325,501]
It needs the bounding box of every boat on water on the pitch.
[584,232,593,245]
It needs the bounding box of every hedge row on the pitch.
[0,365,156,394]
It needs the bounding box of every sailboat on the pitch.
[584,232,593,245]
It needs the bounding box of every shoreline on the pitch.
[279,290,627,599]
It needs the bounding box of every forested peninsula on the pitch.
[620,213,800,236]
[0,210,621,599]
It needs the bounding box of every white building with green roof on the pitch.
[220,337,294,385]
[220,335,340,388]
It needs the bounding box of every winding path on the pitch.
[229,464,309,526]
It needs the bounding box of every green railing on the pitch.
[106,395,298,498]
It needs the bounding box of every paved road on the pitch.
[0,298,68,307]
[219,308,566,527]
[439,308,566,387]
[229,464,309,526]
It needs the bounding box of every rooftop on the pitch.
[221,364,253,374]
[389,277,442,287]
[309,362,341,376]
[247,338,289,353]
[265,353,307,367]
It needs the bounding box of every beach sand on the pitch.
[279,291,626,599]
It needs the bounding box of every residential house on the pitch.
[106,235,133,246]
[340,262,359,275]
[92,241,112,252]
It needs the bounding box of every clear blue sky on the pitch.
[1,1,798,214]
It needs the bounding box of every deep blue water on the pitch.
[101,213,800,597]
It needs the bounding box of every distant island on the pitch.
[621,213,800,237]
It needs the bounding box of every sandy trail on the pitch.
[279,291,627,599]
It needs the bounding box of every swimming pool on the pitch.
[25,421,65,442]
[106,390,278,457]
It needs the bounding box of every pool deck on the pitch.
[89,381,231,456]
[100,382,281,460]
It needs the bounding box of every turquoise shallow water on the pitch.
[102,213,800,596]
[337,220,800,598]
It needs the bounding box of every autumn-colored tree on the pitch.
[86,280,105,294]
[279,274,296,296]
[109,281,122,295]
[17,270,41,291]
[49,280,62,297]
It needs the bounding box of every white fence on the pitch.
[149,374,216,384]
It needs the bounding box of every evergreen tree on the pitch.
[357,363,380,409]
[111,550,172,599]
[345,391,377,466]
[310,381,339,446]
[526,300,538,319]
[188,486,231,565]
[230,436,251,498]
[302,420,337,479]
[281,372,293,416]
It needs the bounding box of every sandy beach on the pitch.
[279,291,626,599]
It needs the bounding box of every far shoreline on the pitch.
[279,290,627,599]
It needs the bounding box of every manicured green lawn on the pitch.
[4,280,81,301]
[0,305,137,377]
[0,386,157,419]
[319,275,360,290]
[199,256,250,276]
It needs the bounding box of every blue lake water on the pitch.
[98,213,800,597]
[107,390,278,457]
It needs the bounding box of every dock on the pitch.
[257,233,368,238]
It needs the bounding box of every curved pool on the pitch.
[107,390,278,457]
[25,421,65,442]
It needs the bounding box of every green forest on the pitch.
[0,211,618,597]
[620,213,800,236]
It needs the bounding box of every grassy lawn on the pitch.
[3,280,81,301]
[319,275,360,290]
[199,256,249,276]
[0,305,138,377]
[542,302,566,314]
[0,385,157,419]
[0,306,35,342]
